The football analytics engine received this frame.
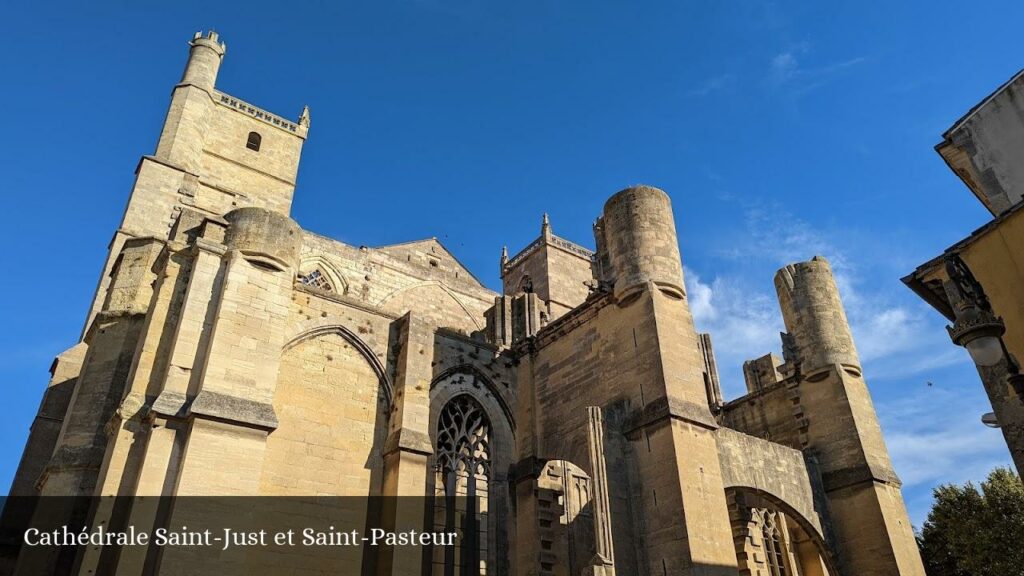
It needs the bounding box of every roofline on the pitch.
[373,237,440,250]
[503,232,595,276]
[374,237,490,289]
[902,196,1024,320]
[900,271,955,321]
[942,67,1024,139]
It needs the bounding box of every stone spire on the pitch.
[299,105,311,128]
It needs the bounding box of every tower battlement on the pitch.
[190,30,227,53]
[213,91,309,137]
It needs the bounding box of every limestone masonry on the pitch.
[5,31,926,576]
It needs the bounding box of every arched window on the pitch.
[517,275,534,294]
[246,131,262,151]
[728,490,834,576]
[298,268,332,292]
[433,395,490,576]
[755,508,790,576]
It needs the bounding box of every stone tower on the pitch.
[512,186,738,576]
[7,31,312,575]
[6,32,926,576]
[774,258,923,575]
[82,30,309,335]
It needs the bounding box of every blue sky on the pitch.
[1,1,1018,525]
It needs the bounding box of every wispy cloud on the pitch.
[770,49,802,85]
[685,201,1009,526]
[685,268,782,397]
[769,42,866,96]
[687,73,738,97]
[878,385,1012,524]
[689,202,968,388]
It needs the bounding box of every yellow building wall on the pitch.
[960,208,1024,364]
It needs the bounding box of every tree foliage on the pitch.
[918,467,1024,576]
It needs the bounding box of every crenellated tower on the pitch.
[84,30,309,336]
[7,34,312,574]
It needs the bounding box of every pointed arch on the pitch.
[375,280,483,330]
[297,256,348,295]
[516,274,534,295]
[724,487,841,576]
[432,364,515,432]
[429,372,514,576]
[283,324,392,408]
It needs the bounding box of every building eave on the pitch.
[903,198,1024,320]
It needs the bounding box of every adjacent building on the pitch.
[903,69,1024,474]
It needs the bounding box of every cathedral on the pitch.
[6,31,926,576]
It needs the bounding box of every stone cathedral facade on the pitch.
[7,32,926,576]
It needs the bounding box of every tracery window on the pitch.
[298,268,332,292]
[433,395,491,576]
[755,508,789,576]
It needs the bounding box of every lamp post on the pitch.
[947,300,1006,367]
[945,256,1024,396]
[943,255,1024,474]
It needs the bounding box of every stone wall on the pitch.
[720,383,802,450]
[937,69,1024,215]
[263,332,388,495]
[715,428,826,540]
[300,233,495,335]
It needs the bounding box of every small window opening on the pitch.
[519,275,534,294]
[429,259,439,268]
[246,131,262,151]
[299,269,332,292]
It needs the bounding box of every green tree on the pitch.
[918,467,1024,576]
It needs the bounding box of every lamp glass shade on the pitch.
[965,336,1003,367]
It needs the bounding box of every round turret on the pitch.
[601,185,685,300]
[774,256,861,375]
[224,207,301,271]
[181,31,226,91]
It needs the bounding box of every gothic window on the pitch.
[758,509,789,576]
[246,131,262,151]
[299,268,332,292]
[517,275,534,294]
[433,395,491,576]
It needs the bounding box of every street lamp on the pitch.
[943,255,1024,396]
[947,300,1006,367]
[982,412,1001,428]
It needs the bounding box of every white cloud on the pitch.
[686,201,1011,526]
[685,268,783,398]
[878,385,1013,524]
[770,51,800,84]
[706,204,956,381]
[768,42,866,96]
[686,267,716,323]
[721,206,849,269]
[686,73,738,97]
